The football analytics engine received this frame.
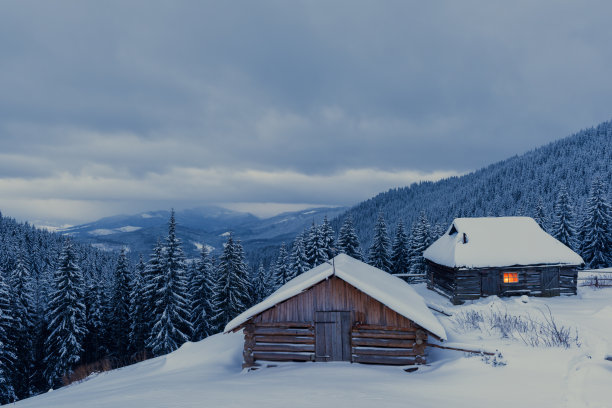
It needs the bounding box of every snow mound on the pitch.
[225,254,446,340]
[424,217,584,269]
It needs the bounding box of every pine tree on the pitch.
[580,178,612,268]
[190,247,217,341]
[44,240,86,387]
[532,197,548,231]
[409,212,431,279]
[0,271,16,404]
[319,216,336,261]
[390,221,409,275]
[290,233,310,277]
[210,233,251,331]
[110,248,131,358]
[147,210,192,356]
[273,243,292,289]
[551,186,577,250]
[129,255,147,355]
[9,249,35,398]
[368,213,392,272]
[337,216,363,260]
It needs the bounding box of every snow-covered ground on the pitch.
[15,286,612,408]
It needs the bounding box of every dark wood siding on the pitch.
[252,277,418,328]
[242,276,428,367]
[427,260,579,303]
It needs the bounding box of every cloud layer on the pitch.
[1,1,611,223]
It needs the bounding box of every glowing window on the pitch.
[503,272,518,283]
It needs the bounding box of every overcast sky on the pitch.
[1,1,612,224]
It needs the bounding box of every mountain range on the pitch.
[60,205,347,265]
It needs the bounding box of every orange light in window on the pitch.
[503,272,518,283]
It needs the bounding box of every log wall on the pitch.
[427,260,579,304]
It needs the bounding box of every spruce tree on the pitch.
[368,213,392,272]
[305,223,326,268]
[273,243,292,289]
[551,186,577,250]
[0,271,16,404]
[9,249,34,398]
[147,210,192,356]
[44,240,86,387]
[129,256,147,355]
[252,262,273,304]
[337,216,363,260]
[290,233,310,277]
[190,247,217,341]
[580,178,612,268]
[409,212,431,279]
[83,281,106,364]
[319,216,336,261]
[210,233,251,331]
[533,197,548,231]
[142,239,164,343]
[110,248,131,358]
[390,221,409,275]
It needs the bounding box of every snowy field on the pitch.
[15,285,612,408]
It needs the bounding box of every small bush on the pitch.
[453,305,580,349]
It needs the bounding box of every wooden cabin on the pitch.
[424,217,584,304]
[225,254,446,368]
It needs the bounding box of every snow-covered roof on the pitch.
[224,253,446,340]
[423,217,584,269]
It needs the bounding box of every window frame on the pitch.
[503,272,519,284]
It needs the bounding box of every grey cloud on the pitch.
[1,1,611,222]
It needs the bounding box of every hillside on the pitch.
[14,284,611,408]
[334,119,612,249]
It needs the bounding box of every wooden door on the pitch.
[481,272,500,296]
[315,311,351,362]
[541,269,560,297]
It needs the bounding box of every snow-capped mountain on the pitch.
[61,205,347,262]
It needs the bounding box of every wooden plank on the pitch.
[253,344,314,352]
[253,335,314,344]
[352,355,419,365]
[351,328,417,336]
[351,338,416,348]
[332,312,342,361]
[254,322,313,328]
[352,347,417,357]
[351,332,416,340]
[253,328,314,337]
[353,324,414,332]
[341,311,351,361]
[315,312,329,362]
[253,352,314,362]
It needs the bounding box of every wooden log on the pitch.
[253,335,314,344]
[427,343,495,356]
[353,324,414,331]
[253,352,314,362]
[352,347,418,357]
[254,322,313,328]
[351,332,416,340]
[254,344,315,353]
[352,355,418,365]
[253,328,314,337]
[415,329,427,345]
[351,338,416,348]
